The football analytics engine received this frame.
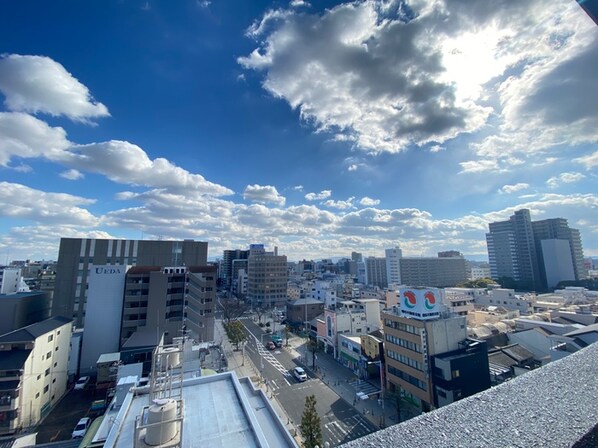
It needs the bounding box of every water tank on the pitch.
[160,347,181,369]
[145,399,178,445]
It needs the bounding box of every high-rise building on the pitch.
[351,251,363,262]
[247,245,288,308]
[385,246,403,286]
[365,257,388,288]
[54,238,208,327]
[399,256,467,288]
[486,210,585,291]
[221,249,249,290]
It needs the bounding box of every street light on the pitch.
[368,360,385,427]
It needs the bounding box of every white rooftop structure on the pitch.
[93,371,297,448]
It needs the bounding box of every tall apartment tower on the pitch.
[486,209,541,291]
[385,246,403,286]
[532,218,586,285]
[54,238,208,327]
[221,249,249,290]
[247,245,288,308]
[365,257,388,288]
[486,210,585,290]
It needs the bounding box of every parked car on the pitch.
[71,417,91,438]
[293,366,307,382]
[266,341,276,350]
[74,376,90,390]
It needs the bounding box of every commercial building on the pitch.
[54,238,208,327]
[398,255,467,288]
[0,317,72,435]
[382,287,489,411]
[247,245,288,308]
[286,298,325,330]
[365,257,388,288]
[385,246,402,286]
[486,209,585,291]
[220,249,249,290]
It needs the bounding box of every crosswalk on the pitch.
[251,334,292,378]
[349,379,380,397]
[324,414,375,446]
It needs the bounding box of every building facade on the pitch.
[399,256,467,288]
[247,246,288,308]
[0,317,72,435]
[486,210,585,291]
[220,249,249,290]
[385,247,402,286]
[54,238,208,327]
[365,257,388,288]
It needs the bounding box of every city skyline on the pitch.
[1,0,597,262]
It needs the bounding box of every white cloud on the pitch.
[574,150,598,170]
[58,140,233,196]
[347,164,359,172]
[290,0,310,8]
[359,196,380,206]
[429,145,445,153]
[292,185,304,191]
[305,190,331,201]
[498,183,529,194]
[546,172,586,189]
[322,197,355,210]
[243,184,286,206]
[0,112,70,166]
[0,54,109,122]
[459,159,501,174]
[0,182,98,226]
[60,169,84,180]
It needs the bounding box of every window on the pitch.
[45,368,50,377]
[52,378,56,383]
[47,335,53,342]
[43,385,49,394]
[452,370,460,378]
[47,351,52,359]
[37,375,41,381]
[35,392,40,399]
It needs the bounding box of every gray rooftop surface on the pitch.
[341,341,598,448]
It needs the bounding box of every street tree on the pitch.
[306,338,319,369]
[219,297,247,324]
[300,395,322,448]
[224,320,247,350]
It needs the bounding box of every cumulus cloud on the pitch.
[57,140,233,196]
[322,197,355,210]
[0,54,109,122]
[359,196,380,206]
[546,172,586,189]
[498,183,529,194]
[60,169,84,180]
[243,184,286,206]
[305,190,331,201]
[0,112,70,166]
[0,182,98,226]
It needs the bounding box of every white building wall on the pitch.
[385,247,402,285]
[18,321,72,431]
[0,269,21,294]
[80,265,127,374]
[541,239,575,289]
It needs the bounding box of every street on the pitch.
[241,319,379,447]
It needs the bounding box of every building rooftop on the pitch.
[342,341,598,448]
[97,371,297,448]
[0,316,71,343]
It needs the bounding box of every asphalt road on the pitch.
[242,320,378,447]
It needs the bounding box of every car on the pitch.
[293,366,307,382]
[74,376,90,390]
[71,417,91,438]
[266,341,276,350]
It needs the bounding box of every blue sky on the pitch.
[0,0,597,262]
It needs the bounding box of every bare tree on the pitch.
[219,297,247,324]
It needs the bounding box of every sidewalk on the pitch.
[284,332,421,429]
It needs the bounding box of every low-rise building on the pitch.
[0,317,72,435]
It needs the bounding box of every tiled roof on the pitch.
[0,317,71,343]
